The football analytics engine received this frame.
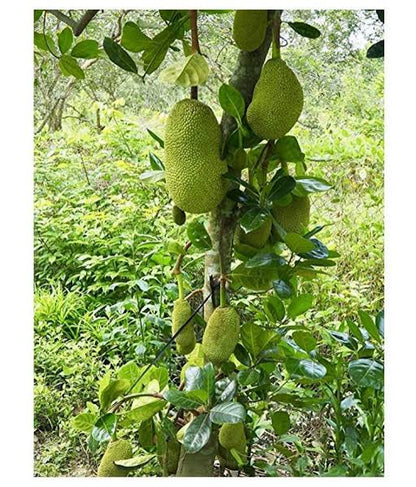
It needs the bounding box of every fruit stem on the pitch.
[272,10,282,59]
[219,275,228,307]
[177,273,185,300]
[281,160,289,175]
[189,10,200,100]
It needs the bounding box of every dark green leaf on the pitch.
[121,21,152,52]
[298,359,327,379]
[329,331,358,350]
[217,379,237,402]
[34,32,57,54]
[183,413,212,453]
[274,136,305,162]
[210,402,246,424]
[367,40,384,59]
[358,310,380,342]
[287,294,314,319]
[219,84,245,120]
[241,322,277,358]
[292,330,316,352]
[287,22,321,39]
[299,238,329,259]
[232,263,279,291]
[103,37,137,73]
[99,379,130,411]
[91,413,117,442]
[271,411,291,435]
[59,55,85,79]
[246,253,286,269]
[163,389,206,409]
[58,27,73,54]
[376,10,384,23]
[273,279,293,299]
[233,343,251,366]
[285,233,315,254]
[71,40,99,59]
[142,25,179,75]
[240,207,270,233]
[237,368,260,386]
[147,129,164,148]
[187,220,211,250]
[376,310,384,337]
[263,295,285,322]
[346,319,364,343]
[348,359,383,389]
[34,10,43,22]
[269,176,297,202]
[149,152,165,171]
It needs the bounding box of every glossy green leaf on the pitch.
[240,207,270,233]
[237,368,260,386]
[142,25,178,75]
[263,295,285,322]
[376,310,384,337]
[163,389,206,409]
[149,152,165,171]
[358,310,380,342]
[298,359,327,379]
[367,40,384,59]
[91,413,117,442]
[271,411,291,435]
[299,238,329,259]
[210,402,246,424]
[147,129,164,148]
[217,379,237,402]
[183,413,212,453]
[121,21,152,52]
[273,279,293,299]
[292,330,316,352]
[269,176,297,202]
[293,176,332,196]
[114,454,155,469]
[287,22,321,39]
[287,294,314,319]
[187,220,211,250]
[159,53,209,87]
[71,40,99,59]
[246,253,286,269]
[348,359,383,389]
[103,37,137,73]
[285,233,315,254]
[274,136,305,162]
[58,27,73,54]
[241,322,277,358]
[219,84,245,121]
[233,343,251,366]
[99,379,130,411]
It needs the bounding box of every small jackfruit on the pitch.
[172,205,186,226]
[218,422,247,469]
[172,298,196,355]
[165,99,228,214]
[97,439,133,477]
[237,217,272,249]
[272,196,310,235]
[232,148,248,171]
[202,306,240,365]
[233,10,268,52]
[247,58,304,140]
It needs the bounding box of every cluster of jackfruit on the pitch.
[247,58,304,140]
[202,306,240,365]
[218,422,247,470]
[172,298,196,355]
[97,439,133,477]
[165,99,227,214]
[272,196,310,240]
[233,10,268,52]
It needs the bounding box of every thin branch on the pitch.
[173,241,192,275]
[74,10,100,36]
[47,10,77,30]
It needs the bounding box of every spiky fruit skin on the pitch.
[232,148,247,171]
[172,299,196,355]
[247,59,304,140]
[272,196,310,235]
[165,99,227,214]
[202,307,240,365]
[233,10,268,52]
[218,423,247,469]
[238,217,272,249]
[172,205,186,226]
[97,439,132,477]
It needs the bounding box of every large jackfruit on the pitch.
[97,439,133,477]
[272,196,310,235]
[165,99,227,214]
[218,422,247,469]
[202,306,240,365]
[237,217,272,249]
[172,298,196,355]
[233,10,268,52]
[247,59,304,140]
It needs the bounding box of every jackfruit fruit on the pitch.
[232,148,248,171]
[247,58,304,140]
[172,205,186,225]
[97,439,133,477]
[218,422,247,469]
[272,196,310,235]
[172,298,196,355]
[233,10,268,52]
[237,217,272,249]
[202,306,240,365]
[165,99,228,214]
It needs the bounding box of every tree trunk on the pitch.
[202,11,274,320]
[48,97,65,132]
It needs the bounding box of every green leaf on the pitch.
[287,22,321,39]
[233,343,251,367]
[147,129,164,148]
[346,319,364,343]
[103,37,137,73]
[246,253,286,270]
[217,379,237,402]
[71,40,99,59]
[159,53,210,87]
[358,310,380,342]
[376,310,384,337]
[271,411,291,435]
[72,412,97,433]
[287,294,314,319]
[121,21,152,52]
[298,238,329,259]
[293,177,332,196]
[240,207,270,233]
[99,379,130,411]
[210,402,246,424]
[149,152,165,170]
[263,295,285,322]
[58,27,73,54]
[285,233,315,254]
[114,454,155,469]
[34,32,57,54]
[232,263,279,292]
[183,413,212,453]
[34,10,43,23]
[58,55,85,79]
[367,40,384,59]
[139,170,165,183]
[219,84,245,121]
[292,330,316,352]
[163,389,206,409]
[298,359,327,379]
[117,361,140,384]
[348,359,383,389]
[273,279,293,299]
[184,366,204,392]
[202,363,216,401]
[187,220,211,250]
[241,322,277,358]
[274,136,305,162]
[268,176,297,202]
[126,399,166,422]
[376,10,384,23]
[91,413,117,442]
[142,25,178,75]
[237,368,260,386]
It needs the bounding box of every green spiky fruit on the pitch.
[218,423,247,469]
[272,196,310,235]
[172,299,196,355]
[165,99,227,214]
[172,205,186,226]
[97,439,133,477]
[202,306,240,365]
[247,59,304,140]
[233,10,268,52]
[238,217,272,249]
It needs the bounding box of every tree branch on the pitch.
[74,10,100,36]
[47,10,77,30]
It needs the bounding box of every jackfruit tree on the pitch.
[61,9,368,477]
